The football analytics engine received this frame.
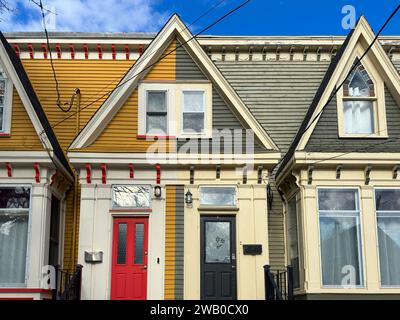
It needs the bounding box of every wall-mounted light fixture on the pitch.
[185,190,193,205]
[154,185,162,198]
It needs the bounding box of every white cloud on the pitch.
[1,0,170,32]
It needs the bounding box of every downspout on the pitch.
[71,88,81,269]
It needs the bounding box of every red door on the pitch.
[111,217,149,300]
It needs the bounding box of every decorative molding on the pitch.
[364,164,372,185]
[307,165,314,185]
[392,165,399,179]
[336,165,342,179]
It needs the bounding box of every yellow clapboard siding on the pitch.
[145,40,176,81]
[164,185,176,300]
[0,88,43,150]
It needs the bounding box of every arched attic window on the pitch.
[342,60,376,135]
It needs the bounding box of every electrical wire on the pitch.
[42,0,251,132]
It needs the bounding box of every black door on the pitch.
[200,216,236,300]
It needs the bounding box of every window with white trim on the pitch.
[182,90,205,134]
[0,186,31,285]
[146,90,167,135]
[317,188,364,287]
[375,189,400,287]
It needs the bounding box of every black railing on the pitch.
[264,265,294,300]
[52,265,83,300]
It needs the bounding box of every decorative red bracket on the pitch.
[69,44,75,60]
[101,163,107,184]
[34,163,40,183]
[129,163,134,179]
[111,44,116,60]
[14,45,20,58]
[27,44,34,59]
[97,44,102,60]
[156,164,161,184]
[55,43,61,59]
[83,44,89,60]
[5,162,12,177]
[138,44,144,57]
[125,44,130,60]
[41,43,47,59]
[85,163,91,184]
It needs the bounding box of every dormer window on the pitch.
[0,69,12,134]
[338,60,387,138]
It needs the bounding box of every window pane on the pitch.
[183,91,204,112]
[112,185,151,208]
[0,79,5,96]
[0,187,30,209]
[200,187,236,206]
[183,113,204,133]
[318,189,358,211]
[0,212,29,284]
[134,223,144,265]
[117,223,127,264]
[377,216,400,286]
[147,114,167,134]
[376,189,400,211]
[147,91,166,112]
[205,221,231,263]
[344,101,374,134]
[287,197,300,288]
[348,70,370,97]
[319,216,363,286]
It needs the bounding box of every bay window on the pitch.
[375,189,400,287]
[317,188,364,287]
[0,186,31,286]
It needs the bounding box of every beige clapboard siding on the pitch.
[0,88,43,150]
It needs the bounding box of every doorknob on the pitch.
[143,265,147,270]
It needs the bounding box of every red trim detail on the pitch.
[34,163,40,183]
[41,43,47,59]
[85,163,91,184]
[125,44,130,60]
[0,288,52,293]
[111,44,116,60]
[138,44,144,56]
[27,44,34,59]
[55,43,61,59]
[129,163,134,179]
[109,208,152,213]
[69,44,75,60]
[156,164,161,184]
[83,44,89,59]
[97,44,102,59]
[136,134,176,139]
[5,162,12,177]
[0,298,34,300]
[0,133,10,137]
[101,163,107,184]
[14,45,20,58]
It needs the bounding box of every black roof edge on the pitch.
[0,31,74,177]
[275,28,355,180]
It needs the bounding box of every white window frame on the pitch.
[0,66,13,135]
[316,187,365,288]
[0,184,32,287]
[111,184,152,210]
[373,187,400,288]
[181,89,206,135]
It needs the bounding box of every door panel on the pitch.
[201,216,236,300]
[111,217,148,300]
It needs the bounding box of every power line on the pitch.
[302,3,400,135]
[44,0,252,132]
[76,0,227,113]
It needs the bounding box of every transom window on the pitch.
[342,61,376,135]
[199,187,236,207]
[146,91,167,135]
[0,186,31,285]
[112,185,151,209]
[375,189,400,287]
[317,188,364,287]
[182,90,205,134]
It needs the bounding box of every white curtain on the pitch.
[0,213,29,284]
[344,101,374,134]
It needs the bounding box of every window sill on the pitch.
[136,135,176,139]
[198,205,239,212]
[0,133,11,137]
[339,134,388,139]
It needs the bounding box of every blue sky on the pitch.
[1,0,400,35]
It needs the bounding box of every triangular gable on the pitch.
[276,16,400,178]
[0,32,73,179]
[69,14,278,151]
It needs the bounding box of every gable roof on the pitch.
[69,14,279,151]
[276,16,400,179]
[0,32,73,179]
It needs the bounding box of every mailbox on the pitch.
[242,244,262,255]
